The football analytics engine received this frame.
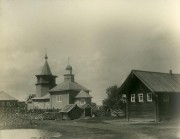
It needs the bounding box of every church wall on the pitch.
[44,101,50,109]
[69,91,79,104]
[51,91,69,109]
[34,101,43,109]
[33,100,50,109]
[27,102,33,110]
[36,84,49,98]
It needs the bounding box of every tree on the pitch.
[103,85,126,115]
[91,102,98,110]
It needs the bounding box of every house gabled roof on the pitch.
[123,70,180,93]
[75,90,92,98]
[0,91,18,101]
[60,104,77,113]
[50,81,90,92]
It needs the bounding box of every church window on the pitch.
[57,95,62,102]
[80,98,86,105]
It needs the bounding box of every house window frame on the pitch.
[147,93,152,102]
[163,94,169,102]
[131,94,135,102]
[57,95,62,102]
[138,93,144,102]
[80,98,86,105]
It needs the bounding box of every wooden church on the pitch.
[27,54,92,117]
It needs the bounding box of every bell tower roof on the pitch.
[40,53,52,75]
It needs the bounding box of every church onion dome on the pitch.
[66,64,72,70]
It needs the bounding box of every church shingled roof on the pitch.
[50,81,90,92]
[75,90,92,98]
[41,60,52,75]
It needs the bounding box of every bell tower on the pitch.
[64,58,74,82]
[35,54,57,97]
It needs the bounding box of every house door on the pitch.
[159,94,170,119]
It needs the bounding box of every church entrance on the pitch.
[85,108,92,116]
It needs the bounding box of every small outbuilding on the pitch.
[80,104,93,117]
[60,104,82,120]
[0,91,18,113]
[120,70,180,122]
[0,91,18,107]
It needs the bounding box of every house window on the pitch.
[138,94,144,102]
[131,94,135,102]
[163,94,169,102]
[80,98,86,105]
[57,95,62,102]
[147,93,152,102]
[6,102,10,106]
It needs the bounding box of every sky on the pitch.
[1,0,180,104]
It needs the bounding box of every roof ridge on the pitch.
[133,71,154,92]
[132,69,180,75]
[171,74,180,87]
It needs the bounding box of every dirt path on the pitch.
[1,118,179,139]
[32,119,160,139]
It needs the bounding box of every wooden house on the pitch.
[0,91,18,113]
[0,91,18,107]
[59,104,82,120]
[120,70,180,122]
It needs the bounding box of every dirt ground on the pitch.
[1,117,180,139]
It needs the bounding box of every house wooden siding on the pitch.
[121,70,180,122]
[158,93,180,118]
[126,75,155,120]
[0,100,18,108]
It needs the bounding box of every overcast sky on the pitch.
[1,0,180,104]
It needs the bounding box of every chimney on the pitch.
[169,70,172,74]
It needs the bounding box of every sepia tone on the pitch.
[0,0,180,139]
